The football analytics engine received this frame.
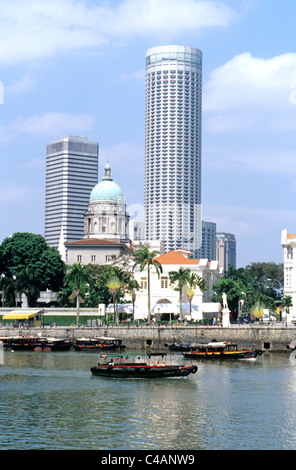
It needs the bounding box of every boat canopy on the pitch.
[2,310,41,320]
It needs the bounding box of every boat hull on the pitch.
[74,344,125,352]
[183,350,262,360]
[90,364,198,378]
[35,340,73,351]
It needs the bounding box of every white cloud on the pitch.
[0,0,237,66]
[100,140,144,170]
[204,52,296,132]
[5,76,35,94]
[204,146,296,175]
[119,69,145,82]
[204,203,296,239]
[0,185,32,203]
[0,112,95,140]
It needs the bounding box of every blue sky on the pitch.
[1,0,296,268]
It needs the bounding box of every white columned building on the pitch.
[133,249,222,322]
[144,45,202,258]
[65,162,131,266]
[281,229,296,322]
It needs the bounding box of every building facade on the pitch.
[65,162,131,265]
[144,45,202,257]
[84,162,130,242]
[197,221,217,261]
[133,249,222,321]
[216,232,236,271]
[45,135,99,248]
[281,229,296,321]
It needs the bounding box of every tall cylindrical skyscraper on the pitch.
[145,45,202,257]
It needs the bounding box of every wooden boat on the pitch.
[90,353,198,378]
[287,340,296,351]
[74,337,125,352]
[0,335,44,351]
[164,341,196,352]
[34,338,73,351]
[183,341,264,360]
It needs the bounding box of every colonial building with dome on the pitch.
[65,162,131,265]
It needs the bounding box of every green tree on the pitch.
[125,278,140,322]
[133,246,163,324]
[15,267,41,307]
[0,275,15,307]
[0,233,65,303]
[185,273,208,317]
[212,276,246,319]
[65,263,91,326]
[82,265,113,307]
[105,274,123,324]
[169,267,190,319]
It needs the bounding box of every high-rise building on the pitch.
[45,135,99,248]
[145,45,202,256]
[197,221,217,261]
[216,233,236,271]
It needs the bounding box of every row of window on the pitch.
[77,255,111,263]
[140,277,169,290]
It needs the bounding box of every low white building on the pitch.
[133,248,223,321]
[281,229,296,322]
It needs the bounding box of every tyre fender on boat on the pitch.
[191,365,198,374]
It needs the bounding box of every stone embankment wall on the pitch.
[1,324,296,351]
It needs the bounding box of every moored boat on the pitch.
[74,337,125,352]
[164,342,195,352]
[34,338,73,351]
[90,353,198,378]
[0,335,44,351]
[183,341,264,360]
[287,340,296,351]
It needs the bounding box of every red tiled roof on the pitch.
[154,250,200,265]
[65,238,126,247]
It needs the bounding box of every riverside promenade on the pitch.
[0,322,295,351]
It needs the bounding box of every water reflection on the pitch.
[1,350,296,449]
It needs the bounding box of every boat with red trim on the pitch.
[34,337,73,351]
[0,335,44,350]
[90,353,198,378]
[183,341,263,360]
[74,337,125,352]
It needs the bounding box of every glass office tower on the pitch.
[45,135,99,248]
[145,45,202,256]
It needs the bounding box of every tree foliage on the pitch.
[212,262,284,318]
[133,245,163,324]
[0,232,66,306]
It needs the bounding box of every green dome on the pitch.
[90,180,124,201]
[89,162,124,202]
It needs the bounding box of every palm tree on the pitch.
[283,295,293,324]
[105,274,123,324]
[133,246,163,324]
[66,264,90,326]
[126,278,140,323]
[169,267,190,319]
[0,275,17,307]
[185,273,208,317]
[15,267,41,307]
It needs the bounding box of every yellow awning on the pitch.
[3,310,40,320]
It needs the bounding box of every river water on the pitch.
[1,348,296,451]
